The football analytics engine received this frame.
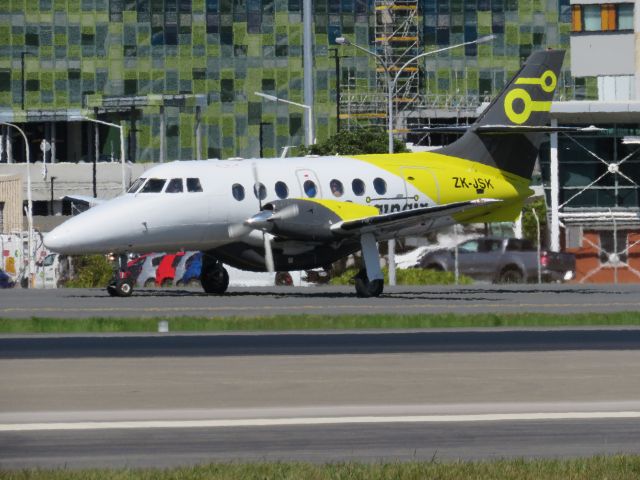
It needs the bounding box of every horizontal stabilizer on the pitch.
[474,125,606,134]
[419,125,604,135]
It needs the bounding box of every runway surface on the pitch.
[4,283,640,318]
[3,329,640,468]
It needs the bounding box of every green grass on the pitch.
[329,267,473,285]
[2,311,640,334]
[2,456,640,479]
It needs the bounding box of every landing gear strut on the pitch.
[355,233,384,298]
[200,256,229,295]
[107,254,134,297]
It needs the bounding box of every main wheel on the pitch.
[354,269,384,298]
[201,264,229,294]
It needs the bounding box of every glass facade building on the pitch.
[0,0,594,163]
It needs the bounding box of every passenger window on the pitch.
[140,178,166,193]
[232,183,245,201]
[303,180,317,198]
[352,178,365,196]
[186,178,203,192]
[373,177,387,195]
[275,181,289,199]
[165,178,183,193]
[253,182,267,200]
[127,177,146,193]
[330,179,344,197]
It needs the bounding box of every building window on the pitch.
[618,3,634,30]
[572,3,634,33]
[0,202,4,233]
[583,5,601,31]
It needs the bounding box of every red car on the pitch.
[155,252,185,287]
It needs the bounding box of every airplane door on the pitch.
[401,167,440,206]
[296,169,323,198]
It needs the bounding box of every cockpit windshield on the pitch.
[127,177,146,193]
[139,178,167,193]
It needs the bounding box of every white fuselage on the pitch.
[44,156,446,255]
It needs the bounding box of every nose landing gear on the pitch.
[107,254,134,297]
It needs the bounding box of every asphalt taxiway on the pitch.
[3,283,640,318]
[2,329,640,468]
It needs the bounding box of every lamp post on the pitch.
[335,35,494,285]
[254,92,314,146]
[0,122,33,287]
[80,116,127,193]
[335,35,495,153]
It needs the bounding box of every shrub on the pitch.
[329,267,473,286]
[66,255,113,288]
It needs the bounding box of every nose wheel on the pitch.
[107,253,134,297]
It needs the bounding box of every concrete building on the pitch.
[0,174,22,233]
[540,0,640,282]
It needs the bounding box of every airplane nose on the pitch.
[43,228,69,253]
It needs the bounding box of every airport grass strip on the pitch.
[2,311,640,334]
[2,456,640,479]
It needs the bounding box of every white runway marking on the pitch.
[3,411,640,432]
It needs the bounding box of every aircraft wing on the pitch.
[233,197,502,241]
[330,198,501,236]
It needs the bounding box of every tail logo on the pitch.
[504,70,556,124]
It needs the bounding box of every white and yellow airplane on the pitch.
[45,49,568,297]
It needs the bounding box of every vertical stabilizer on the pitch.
[437,49,565,180]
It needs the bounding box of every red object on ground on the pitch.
[155,252,185,287]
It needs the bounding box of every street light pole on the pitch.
[254,92,314,146]
[0,122,33,287]
[80,116,127,193]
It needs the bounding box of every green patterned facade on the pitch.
[0,0,595,162]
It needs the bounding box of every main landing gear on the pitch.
[355,233,384,298]
[200,255,229,294]
[107,254,134,297]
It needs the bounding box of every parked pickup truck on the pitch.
[417,237,576,283]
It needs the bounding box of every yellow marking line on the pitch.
[2,411,640,431]
[3,302,640,314]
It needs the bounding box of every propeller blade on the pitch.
[264,233,275,273]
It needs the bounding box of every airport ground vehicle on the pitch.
[418,237,576,283]
[0,268,14,288]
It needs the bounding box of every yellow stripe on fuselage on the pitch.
[352,151,533,207]
[302,198,380,222]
